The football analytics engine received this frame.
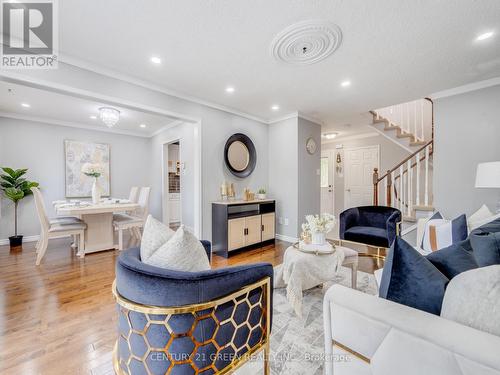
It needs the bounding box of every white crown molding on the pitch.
[58,54,270,124]
[297,112,324,126]
[267,112,299,124]
[430,76,500,100]
[275,234,299,243]
[150,120,186,137]
[0,111,156,138]
[321,131,379,144]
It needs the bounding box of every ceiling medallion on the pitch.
[270,20,342,65]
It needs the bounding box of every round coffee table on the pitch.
[274,243,358,317]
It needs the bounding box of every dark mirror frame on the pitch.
[224,133,257,178]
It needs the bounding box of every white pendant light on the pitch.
[99,107,120,128]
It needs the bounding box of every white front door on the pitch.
[320,150,334,215]
[344,146,379,209]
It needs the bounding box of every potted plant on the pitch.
[305,213,336,245]
[257,188,267,200]
[0,167,39,248]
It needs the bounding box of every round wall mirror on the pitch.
[224,133,256,178]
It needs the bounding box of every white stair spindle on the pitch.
[414,101,417,138]
[391,171,396,208]
[407,159,412,216]
[420,99,424,141]
[425,145,430,206]
[399,165,404,212]
[406,102,410,133]
[384,175,388,206]
[416,151,421,206]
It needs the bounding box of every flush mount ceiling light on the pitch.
[99,107,120,128]
[271,105,280,111]
[322,132,338,140]
[341,80,351,87]
[476,31,494,41]
[139,123,147,128]
[225,86,235,93]
[270,20,343,65]
[21,103,30,108]
[151,56,162,64]
[89,115,97,120]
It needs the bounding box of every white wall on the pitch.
[434,84,500,217]
[322,134,411,217]
[297,117,321,234]
[0,118,151,239]
[3,64,269,241]
[268,117,298,239]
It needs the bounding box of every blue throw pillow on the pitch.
[426,239,478,279]
[379,237,449,315]
[469,232,500,267]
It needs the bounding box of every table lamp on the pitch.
[475,161,500,213]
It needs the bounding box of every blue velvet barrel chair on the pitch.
[339,206,402,248]
[113,241,273,375]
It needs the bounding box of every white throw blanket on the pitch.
[274,246,344,317]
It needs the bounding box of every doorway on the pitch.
[320,150,334,215]
[344,145,380,209]
[163,140,182,230]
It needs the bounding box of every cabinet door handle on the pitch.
[244,228,248,236]
[261,224,265,232]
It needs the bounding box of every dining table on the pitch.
[54,200,140,254]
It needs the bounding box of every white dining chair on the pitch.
[113,187,151,250]
[128,186,140,203]
[32,187,87,265]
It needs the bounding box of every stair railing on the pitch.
[373,140,433,216]
[372,98,433,142]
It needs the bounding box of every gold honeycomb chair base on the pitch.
[112,278,271,375]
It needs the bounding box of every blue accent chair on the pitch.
[340,206,402,248]
[113,241,273,375]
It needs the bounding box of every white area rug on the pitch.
[235,267,378,375]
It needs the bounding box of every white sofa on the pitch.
[323,284,500,375]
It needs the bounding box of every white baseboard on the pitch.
[0,234,40,246]
[276,234,299,243]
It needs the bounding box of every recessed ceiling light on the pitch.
[139,124,147,128]
[21,103,30,108]
[476,31,494,41]
[271,105,280,111]
[340,80,351,87]
[151,56,162,64]
[225,86,235,93]
[89,115,97,120]
[322,132,338,140]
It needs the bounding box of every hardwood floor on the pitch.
[0,237,380,375]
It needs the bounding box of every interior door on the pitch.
[261,213,275,241]
[320,150,334,215]
[344,146,379,209]
[228,217,246,251]
[245,215,262,246]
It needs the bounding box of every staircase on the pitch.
[371,98,435,228]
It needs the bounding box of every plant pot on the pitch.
[9,235,23,248]
[311,232,326,245]
[257,193,267,200]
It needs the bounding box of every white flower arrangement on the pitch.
[81,163,103,178]
[305,213,336,234]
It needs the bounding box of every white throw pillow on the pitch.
[421,212,468,252]
[143,225,211,272]
[441,265,500,337]
[140,215,175,261]
[468,204,494,232]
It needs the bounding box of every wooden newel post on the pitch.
[373,168,379,205]
[386,170,392,206]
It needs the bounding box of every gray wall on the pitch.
[268,117,298,239]
[322,134,410,217]
[434,84,500,217]
[0,118,151,239]
[297,117,321,234]
[3,63,270,241]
